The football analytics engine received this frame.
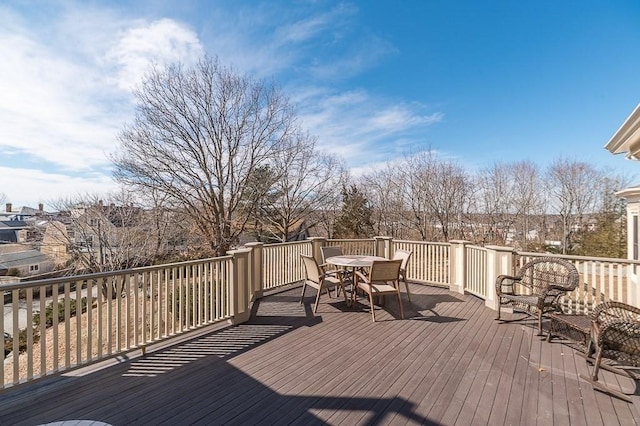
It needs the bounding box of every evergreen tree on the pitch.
[333,184,375,238]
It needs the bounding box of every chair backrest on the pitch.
[301,254,321,283]
[368,259,402,283]
[393,249,413,271]
[517,257,579,296]
[321,246,343,263]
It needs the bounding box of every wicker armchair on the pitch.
[496,257,579,335]
[581,301,640,402]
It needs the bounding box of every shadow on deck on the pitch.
[1,284,639,425]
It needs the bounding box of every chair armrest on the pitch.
[592,301,640,323]
[595,317,640,353]
[495,275,519,296]
[354,270,369,284]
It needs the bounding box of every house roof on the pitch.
[0,220,28,229]
[0,231,18,243]
[605,103,640,160]
[0,250,52,268]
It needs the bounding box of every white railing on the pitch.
[326,238,376,255]
[464,245,488,298]
[1,256,233,389]
[2,236,639,391]
[392,240,450,286]
[262,240,312,290]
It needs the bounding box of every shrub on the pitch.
[34,297,95,328]
[4,328,40,356]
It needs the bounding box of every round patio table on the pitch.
[325,255,389,306]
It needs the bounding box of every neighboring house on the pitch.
[604,103,640,262]
[0,248,54,277]
[41,202,151,270]
[0,203,47,222]
[0,220,29,243]
[41,219,73,265]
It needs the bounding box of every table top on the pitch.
[325,255,388,268]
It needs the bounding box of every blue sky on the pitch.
[2,0,640,209]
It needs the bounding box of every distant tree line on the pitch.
[41,54,630,274]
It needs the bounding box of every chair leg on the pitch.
[340,284,348,305]
[537,311,543,336]
[579,347,636,402]
[313,286,322,313]
[403,276,411,302]
[397,291,404,319]
[592,348,603,381]
[496,301,501,320]
[368,292,376,322]
[300,282,307,305]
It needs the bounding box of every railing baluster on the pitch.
[12,289,19,384]
[26,288,33,380]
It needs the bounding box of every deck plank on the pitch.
[0,283,638,426]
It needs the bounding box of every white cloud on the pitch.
[0,5,204,178]
[0,1,443,207]
[0,167,118,210]
[105,18,204,91]
[297,88,443,166]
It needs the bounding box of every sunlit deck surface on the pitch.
[2,284,640,425]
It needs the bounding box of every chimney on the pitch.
[5,203,11,213]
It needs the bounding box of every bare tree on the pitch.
[113,56,301,256]
[510,161,544,249]
[400,151,471,241]
[473,163,517,245]
[546,158,603,254]
[402,151,437,241]
[253,134,346,242]
[361,165,410,239]
[314,183,346,239]
[471,161,544,247]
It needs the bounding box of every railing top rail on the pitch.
[327,238,376,242]
[394,240,451,247]
[516,251,639,265]
[263,240,311,247]
[0,255,233,291]
[466,245,488,251]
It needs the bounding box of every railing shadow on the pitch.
[1,288,441,425]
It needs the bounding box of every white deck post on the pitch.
[374,236,392,258]
[484,245,514,310]
[228,248,252,324]
[245,242,264,300]
[449,240,469,294]
[309,237,326,264]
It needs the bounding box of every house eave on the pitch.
[605,104,640,160]
[616,186,640,202]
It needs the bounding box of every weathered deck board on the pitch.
[0,284,639,425]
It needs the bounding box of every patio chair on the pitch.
[393,249,413,302]
[320,245,352,292]
[496,256,579,335]
[300,254,348,313]
[353,259,404,322]
[581,301,640,402]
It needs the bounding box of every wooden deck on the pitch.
[1,283,639,425]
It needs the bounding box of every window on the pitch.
[29,264,39,272]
